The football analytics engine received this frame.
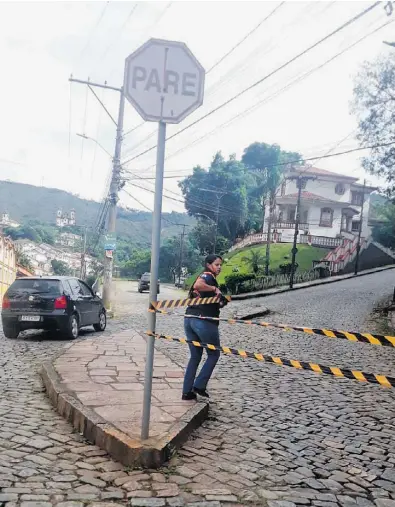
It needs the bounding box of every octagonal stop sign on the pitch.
[124,38,205,124]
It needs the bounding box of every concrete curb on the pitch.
[40,361,209,469]
[232,265,395,301]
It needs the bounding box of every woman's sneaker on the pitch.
[182,392,197,401]
[194,387,209,398]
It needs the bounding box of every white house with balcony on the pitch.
[230,165,395,273]
[264,165,375,247]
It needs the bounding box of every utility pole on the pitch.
[177,225,187,286]
[69,77,125,311]
[354,179,366,276]
[265,189,275,276]
[289,175,315,289]
[80,225,87,279]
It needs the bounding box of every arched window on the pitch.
[320,208,333,227]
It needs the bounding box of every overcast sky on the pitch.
[0,0,394,214]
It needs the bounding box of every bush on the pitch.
[279,262,298,275]
[224,273,256,294]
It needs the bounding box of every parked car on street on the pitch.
[1,276,107,340]
[138,272,160,294]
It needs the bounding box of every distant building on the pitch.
[56,232,82,248]
[0,211,20,229]
[56,208,76,227]
[0,234,16,305]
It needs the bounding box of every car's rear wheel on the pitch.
[63,314,79,340]
[93,310,106,332]
[3,323,20,339]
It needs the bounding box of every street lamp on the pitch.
[76,133,113,159]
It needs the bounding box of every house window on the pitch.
[320,208,334,227]
[335,183,345,195]
[351,191,363,206]
[281,180,286,196]
[351,221,360,232]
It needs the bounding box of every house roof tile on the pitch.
[289,166,358,180]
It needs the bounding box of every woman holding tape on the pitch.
[182,254,227,401]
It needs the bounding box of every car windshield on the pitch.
[8,279,62,295]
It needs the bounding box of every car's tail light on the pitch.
[54,295,67,309]
[2,296,10,309]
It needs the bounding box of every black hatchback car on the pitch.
[1,276,106,340]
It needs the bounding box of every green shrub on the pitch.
[279,262,298,275]
[224,273,256,294]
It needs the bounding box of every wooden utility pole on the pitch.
[80,225,88,279]
[69,76,125,312]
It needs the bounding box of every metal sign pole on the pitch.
[141,121,166,441]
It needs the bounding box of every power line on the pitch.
[90,3,139,73]
[121,1,381,167]
[207,2,285,73]
[128,15,394,178]
[75,1,110,65]
[121,2,287,154]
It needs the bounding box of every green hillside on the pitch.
[0,180,194,247]
[220,244,329,283]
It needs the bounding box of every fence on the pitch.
[233,268,321,294]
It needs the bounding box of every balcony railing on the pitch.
[273,221,309,230]
[299,235,344,248]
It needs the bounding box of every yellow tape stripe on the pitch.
[310,363,322,373]
[361,333,382,346]
[330,367,344,377]
[352,371,367,382]
[323,329,337,338]
[375,375,392,388]
[291,360,302,369]
[149,333,395,389]
[385,335,395,346]
[154,309,395,349]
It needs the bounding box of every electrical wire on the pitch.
[207,2,285,74]
[90,3,139,73]
[125,15,394,180]
[121,1,286,149]
[75,1,110,65]
[121,1,381,168]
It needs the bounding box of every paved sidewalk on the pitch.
[42,330,208,468]
[232,265,395,300]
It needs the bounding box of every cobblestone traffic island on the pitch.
[41,330,208,468]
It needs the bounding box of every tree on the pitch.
[242,249,265,274]
[352,53,395,198]
[190,220,230,256]
[15,248,33,273]
[51,259,71,276]
[179,152,248,243]
[371,202,395,250]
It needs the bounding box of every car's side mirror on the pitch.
[95,292,101,297]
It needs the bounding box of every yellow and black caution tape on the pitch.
[146,331,395,389]
[150,295,231,311]
[149,308,395,349]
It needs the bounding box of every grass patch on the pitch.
[186,244,329,287]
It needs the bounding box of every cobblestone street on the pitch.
[1,271,395,507]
